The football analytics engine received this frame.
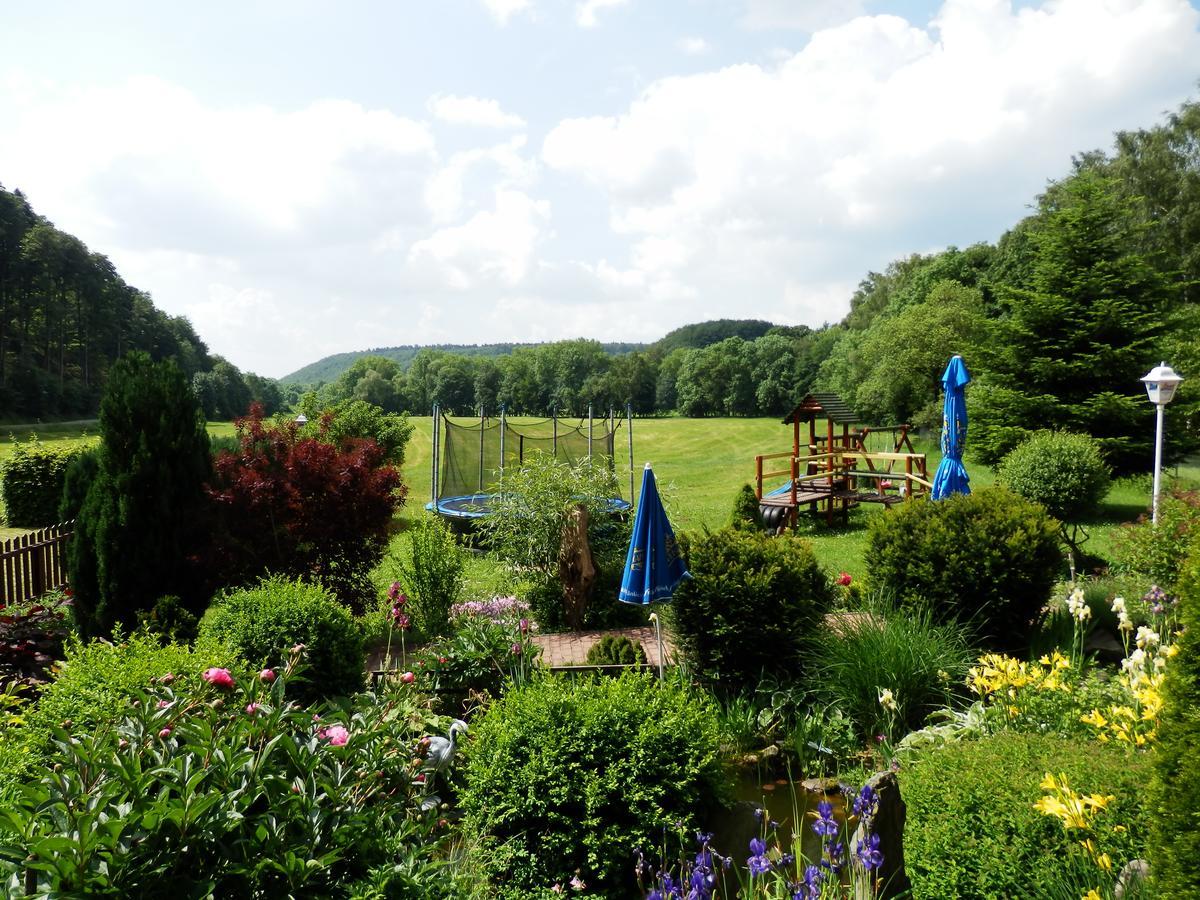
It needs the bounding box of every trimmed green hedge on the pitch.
[903,732,1152,899]
[0,439,86,527]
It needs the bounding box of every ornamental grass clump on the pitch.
[808,596,974,741]
[0,647,453,897]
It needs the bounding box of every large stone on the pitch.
[850,770,911,900]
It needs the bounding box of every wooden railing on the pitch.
[0,521,73,606]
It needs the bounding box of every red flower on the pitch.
[837,572,853,587]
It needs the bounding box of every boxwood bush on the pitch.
[668,527,832,691]
[996,430,1112,523]
[198,576,365,704]
[903,732,1151,900]
[867,487,1062,650]
[461,672,727,898]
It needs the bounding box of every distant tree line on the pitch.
[0,184,279,421]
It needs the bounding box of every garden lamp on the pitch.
[1140,362,1183,525]
[294,413,308,426]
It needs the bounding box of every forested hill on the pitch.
[0,184,278,422]
[282,318,778,387]
[282,341,648,386]
[651,319,776,354]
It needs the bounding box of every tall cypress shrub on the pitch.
[1150,547,1200,897]
[69,352,212,638]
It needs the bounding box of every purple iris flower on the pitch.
[856,833,884,871]
[747,837,772,876]
[798,864,824,898]
[852,784,878,818]
[811,800,839,838]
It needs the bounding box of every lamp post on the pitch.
[294,413,308,426]
[1140,363,1183,525]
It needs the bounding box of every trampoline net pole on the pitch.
[499,405,506,498]
[431,403,439,509]
[478,406,485,493]
[627,402,634,503]
[588,404,593,459]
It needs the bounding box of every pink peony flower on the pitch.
[156,699,171,709]
[837,572,853,587]
[400,671,416,684]
[246,703,261,716]
[159,673,176,685]
[325,725,350,746]
[202,667,235,689]
[259,668,276,683]
[158,727,172,739]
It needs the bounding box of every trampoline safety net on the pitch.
[439,416,623,502]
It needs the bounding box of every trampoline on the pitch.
[425,405,635,535]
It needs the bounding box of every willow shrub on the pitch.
[461,672,727,898]
[669,527,832,692]
[867,487,1061,650]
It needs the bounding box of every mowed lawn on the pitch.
[1,414,1186,579]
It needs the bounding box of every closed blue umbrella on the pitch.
[620,464,690,677]
[931,355,971,500]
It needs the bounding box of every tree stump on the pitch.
[558,503,596,629]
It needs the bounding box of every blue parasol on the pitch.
[619,464,690,677]
[931,355,971,500]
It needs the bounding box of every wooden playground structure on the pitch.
[754,393,932,528]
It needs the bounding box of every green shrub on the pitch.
[1111,489,1200,589]
[397,516,466,638]
[198,576,365,704]
[903,732,1152,900]
[809,597,974,740]
[669,528,833,691]
[461,672,727,898]
[1150,545,1200,896]
[866,487,1062,649]
[56,445,99,522]
[0,656,450,897]
[0,438,85,527]
[20,631,227,755]
[996,430,1112,523]
[584,634,647,666]
[729,483,763,531]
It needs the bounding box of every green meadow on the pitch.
[1,415,1187,577]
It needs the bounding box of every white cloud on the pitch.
[545,0,1200,325]
[427,93,526,129]
[481,0,533,25]
[677,36,711,55]
[577,0,630,28]
[423,135,538,223]
[742,0,869,31]
[407,189,551,290]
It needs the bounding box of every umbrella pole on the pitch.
[650,611,663,681]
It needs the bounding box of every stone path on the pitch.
[368,624,674,673]
[532,624,674,667]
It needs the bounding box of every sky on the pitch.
[2,1,1199,379]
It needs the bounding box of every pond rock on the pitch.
[850,770,911,900]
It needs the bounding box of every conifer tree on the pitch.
[970,170,1170,473]
[68,351,212,637]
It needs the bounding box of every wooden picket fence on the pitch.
[0,521,73,607]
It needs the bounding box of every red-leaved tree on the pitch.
[207,405,405,612]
